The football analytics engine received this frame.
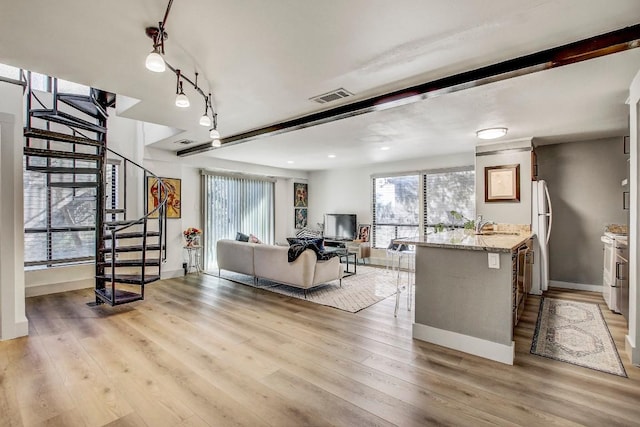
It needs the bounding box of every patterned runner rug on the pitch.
[214,265,399,313]
[531,297,627,377]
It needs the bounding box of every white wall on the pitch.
[475,139,533,225]
[0,85,28,340]
[309,152,474,229]
[309,152,474,264]
[628,67,640,365]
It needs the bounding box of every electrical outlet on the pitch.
[488,253,500,269]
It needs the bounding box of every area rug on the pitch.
[531,297,627,377]
[214,265,399,313]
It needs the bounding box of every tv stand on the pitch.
[324,239,371,264]
[324,238,351,248]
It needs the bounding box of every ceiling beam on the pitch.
[177,23,640,157]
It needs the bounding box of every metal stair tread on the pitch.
[98,258,161,267]
[23,147,102,162]
[25,165,101,174]
[24,128,103,147]
[94,288,144,306]
[100,244,162,253]
[30,109,107,134]
[48,181,98,188]
[103,231,160,240]
[57,93,108,120]
[96,274,161,285]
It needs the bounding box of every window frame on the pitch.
[371,166,475,249]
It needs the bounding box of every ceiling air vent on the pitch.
[175,139,196,145]
[310,88,353,104]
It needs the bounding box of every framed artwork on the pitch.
[357,224,371,243]
[147,176,182,218]
[295,208,307,229]
[484,164,520,202]
[294,182,308,207]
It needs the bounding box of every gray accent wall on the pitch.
[536,137,628,286]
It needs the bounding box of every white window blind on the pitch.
[203,173,275,270]
[24,160,119,269]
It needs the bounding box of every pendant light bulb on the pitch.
[199,114,212,127]
[175,92,190,108]
[209,128,220,139]
[145,48,165,72]
[212,139,222,148]
[175,81,189,108]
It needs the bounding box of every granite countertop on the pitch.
[395,229,533,253]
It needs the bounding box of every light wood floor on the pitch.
[1,272,639,427]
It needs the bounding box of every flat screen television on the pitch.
[324,213,357,241]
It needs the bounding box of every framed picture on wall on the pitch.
[357,224,371,243]
[484,164,520,202]
[295,208,308,229]
[147,176,182,218]
[294,182,308,207]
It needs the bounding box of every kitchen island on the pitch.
[397,228,533,365]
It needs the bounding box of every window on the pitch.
[202,173,275,270]
[424,168,475,232]
[372,168,475,248]
[24,160,98,268]
[372,174,420,249]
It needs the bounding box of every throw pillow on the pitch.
[295,227,322,238]
[249,234,262,244]
[235,232,250,242]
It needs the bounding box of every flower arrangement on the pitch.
[183,227,202,246]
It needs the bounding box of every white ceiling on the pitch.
[1,1,639,170]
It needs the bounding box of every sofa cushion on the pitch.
[217,239,256,276]
[254,244,315,288]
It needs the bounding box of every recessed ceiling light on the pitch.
[476,127,508,140]
[380,146,390,151]
[287,160,294,164]
[328,154,336,158]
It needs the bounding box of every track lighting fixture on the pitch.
[174,71,189,108]
[209,113,220,140]
[199,94,212,127]
[145,0,220,137]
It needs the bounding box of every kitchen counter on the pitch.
[395,229,533,253]
[405,228,533,365]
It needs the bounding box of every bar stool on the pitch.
[387,235,416,317]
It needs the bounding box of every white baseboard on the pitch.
[26,279,93,297]
[626,334,639,366]
[413,323,514,365]
[549,280,601,293]
[162,269,185,279]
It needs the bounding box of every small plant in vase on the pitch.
[183,227,202,247]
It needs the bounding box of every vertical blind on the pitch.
[202,173,275,270]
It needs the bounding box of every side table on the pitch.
[184,245,203,274]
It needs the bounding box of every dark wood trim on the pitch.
[178,24,640,157]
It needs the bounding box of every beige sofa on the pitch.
[216,239,343,291]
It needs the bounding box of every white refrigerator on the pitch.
[531,180,552,294]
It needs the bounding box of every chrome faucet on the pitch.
[475,215,494,234]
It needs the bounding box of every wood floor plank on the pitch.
[1,274,638,427]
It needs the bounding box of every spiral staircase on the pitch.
[23,72,167,306]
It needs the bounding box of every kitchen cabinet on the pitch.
[513,239,533,326]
